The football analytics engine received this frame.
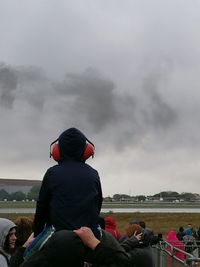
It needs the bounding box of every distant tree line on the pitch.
[0,185,41,201]
[152,191,198,201]
[105,191,200,202]
[0,188,199,202]
[109,194,146,202]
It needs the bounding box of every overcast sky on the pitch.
[0,0,200,197]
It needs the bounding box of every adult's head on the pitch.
[129,219,139,225]
[125,223,142,238]
[51,127,94,162]
[0,218,16,256]
[15,216,33,247]
[129,219,146,229]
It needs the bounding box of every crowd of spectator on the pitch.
[0,214,162,267]
[166,223,200,260]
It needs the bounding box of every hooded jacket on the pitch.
[33,128,102,239]
[0,218,16,267]
[105,216,121,241]
[15,230,135,267]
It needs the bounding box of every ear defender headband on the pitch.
[50,138,95,162]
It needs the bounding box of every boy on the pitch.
[33,127,102,239]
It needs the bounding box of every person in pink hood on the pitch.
[166,229,184,261]
[104,216,121,241]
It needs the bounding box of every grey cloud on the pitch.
[53,68,118,131]
[17,66,47,84]
[142,74,177,131]
[0,61,177,149]
[16,66,48,111]
[0,63,18,108]
[51,67,178,150]
[0,63,49,111]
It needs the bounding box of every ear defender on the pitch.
[50,138,61,162]
[82,143,95,160]
[50,139,95,162]
[50,143,62,162]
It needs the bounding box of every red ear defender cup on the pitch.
[51,143,61,162]
[82,143,94,160]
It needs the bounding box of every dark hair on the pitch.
[129,220,139,225]
[15,216,33,247]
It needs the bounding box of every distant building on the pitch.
[0,178,42,194]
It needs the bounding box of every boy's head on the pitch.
[51,127,94,162]
[59,128,87,160]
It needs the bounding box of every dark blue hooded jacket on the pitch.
[33,128,102,238]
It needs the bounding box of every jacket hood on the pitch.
[105,216,116,228]
[58,128,87,161]
[0,218,16,252]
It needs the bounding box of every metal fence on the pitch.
[153,241,200,267]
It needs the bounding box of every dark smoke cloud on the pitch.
[0,63,18,108]
[16,66,48,111]
[54,68,118,131]
[51,67,178,150]
[0,63,49,111]
[0,62,178,157]
[142,74,177,131]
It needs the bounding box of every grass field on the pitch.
[101,212,200,238]
[1,212,200,238]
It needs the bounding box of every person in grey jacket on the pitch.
[0,218,17,267]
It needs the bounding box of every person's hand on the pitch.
[134,231,142,241]
[22,233,35,248]
[74,227,100,250]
